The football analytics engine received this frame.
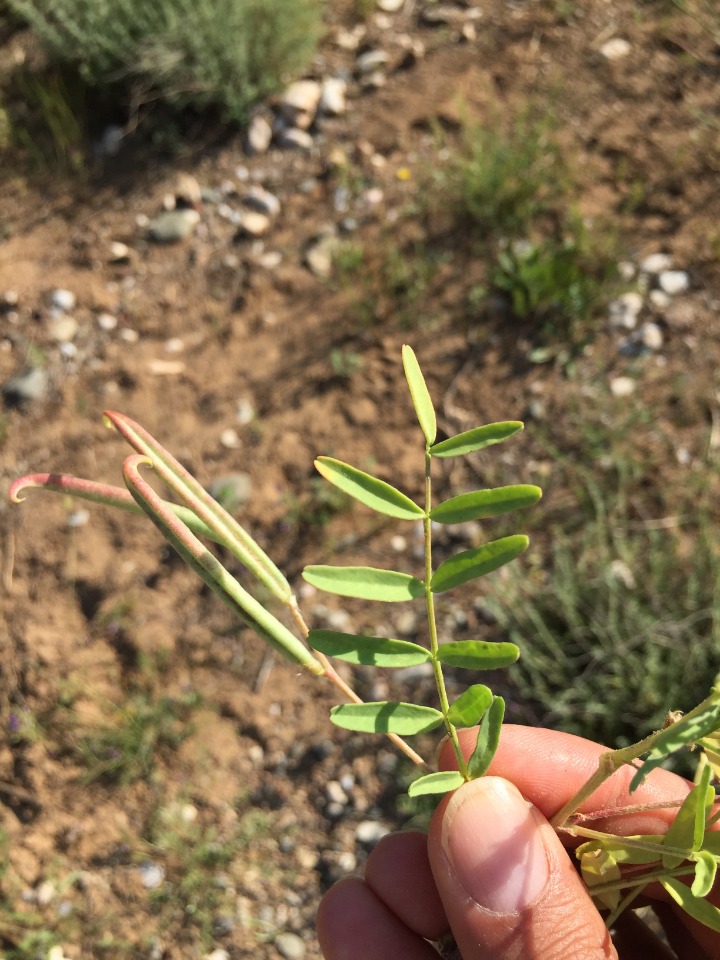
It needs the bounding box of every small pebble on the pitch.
[2,366,48,404]
[600,38,631,60]
[355,49,389,74]
[649,290,671,309]
[109,241,131,262]
[246,115,273,155]
[234,209,271,238]
[48,315,78,342]
[139,862,165,890]
[36,880,55,906]
[610,376,636,398]
[640,253,673,274]
[275,932,306,960]
[220,428,240,449]
[242,185,281,218]
[208,473,252,511]
[377,0,404,10]
[97,312,118,331]
[355,820,390,846]
[326,780,348,806]
[319,78,347,116]
[148,209,200,243]
[67,508,90,528]
[390,535,407,553]
[274,127,314,151]
[658,270,689,295]
[51,288,76,312]
[638,322,663,350]
[205,950,230,960]
[608,291,643,330]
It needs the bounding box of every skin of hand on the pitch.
[316,725,720,960]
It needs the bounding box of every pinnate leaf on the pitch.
[431,536,529,593]
[429,422,523,459]
[468,696,505,778]
[661,877,720,932]
[315,457,424,520]
[308,630,430,667]
[438,641,519,671]
[447,685,493,728]
[330,701,444,735]
[303,565,425,602]
[402,344,436,445]
[630,699,720,792]
[430,485,541,525]
[408,771,465,797]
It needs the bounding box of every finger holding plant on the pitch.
[10,345,720,937]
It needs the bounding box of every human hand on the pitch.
[317,725,720,960]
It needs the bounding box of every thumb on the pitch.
[427,777,616,960]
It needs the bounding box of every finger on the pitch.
[439,725,692,835]
[365,831,449,940]
[317,876,441,960]
[427,777,616,960]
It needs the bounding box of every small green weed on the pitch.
[330,348,363,379]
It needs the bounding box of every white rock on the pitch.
[659,270,689,295]
[148,209,200,243]
[109,241,131,262]
[48,315,78,342]
[174,173,202,207]
[390,535,407,553]
[139,862,165,890]
[246,115,273,155]
[304,232,340,278]
[326,780,348,805]
[319,77,347,116]
[242,185,281,218]
[600,38,631,60]
[617,261,636,281]
[205,950,230,960]
[649,289,671,309]
[278,80,322,123]
[356,820,390,845]
[640,252,673,274]
[51,288,76,312]
[36,881,56,905]
[257,250,283,269]
[236,398,255,425]
[164,337,184,353]
[356,49,389,74]
[610,376,636,398]
[2,289,18,307]
[638,322,663,350]
[377,0,404,10]
[221,427,240,448]
[67,508,90,528]
[234,209,271,237]
[275,933,306,960]
[97,312,118,331]
[608,291,643,329]
[274,127,314,151]
[147,359,185,375]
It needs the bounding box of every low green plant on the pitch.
[7,0,324,123]
[11,347,720,934]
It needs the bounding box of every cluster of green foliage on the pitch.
[7,0,324,123]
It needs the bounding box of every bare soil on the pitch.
[1,2,720,957]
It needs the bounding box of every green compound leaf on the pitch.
[308,630,431,667]
[662,763,713,868]
[330,701,444,735]
[438,641,519,671]
[303,565,425,602]
[315,457,424,520]
[408,771,465,797]
[402,344,436,445]
[429,422,523,459]
[447,684,493,728]
[468,696,505,778]
[692,851,718,899]
[430,485,542,525]
[661,877,720,932]
[431,536,529,593]
[630,700,720,792]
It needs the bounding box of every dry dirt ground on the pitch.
[1,1,720,958]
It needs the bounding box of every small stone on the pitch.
[275,932,306,960]
[234,209,271,238]
[2,366,48,405]
[48,947,69,960]
[326,608,352,631]
[208,473,252,511]
[97,312,118,331]
[174,172,202,208]
[205,950,230,960]
[67,508,90,528]
[242,185,281,218]
[649,289,671,309]
[390,535,407,553]
[257,251,283,269]
[659,270,689,295]
[148,209,200,243]
[246,115,273,155]
[48,315,78,342]
[236,398,255,425]
[109,241,131,262]
[181,804,198,823]
[319,78,347,116]
[274,127,314,152]
[676,446,692,466]
[355,820,390,846]
[600,38,631,60]
[119,327,139,343]
[304,231,340,278]
[51,288,76,312]
[36,880,55,905]
[278,80,322,125]
[608,559,636,589]
[355,49,389,74]
[377,0,404,10]
[420,4,468,24]
[147,359,185,375]
[139,862,165,890]
[610,376,636,398]
[617,261,636,281]
[640,253,673,274]
[608,291,643,330]
[638,322,663,350]
[395,609,419,636]
[295,846,319,870]
[326,781,348,806]
[2,289,18,307]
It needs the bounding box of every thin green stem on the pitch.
[604,884,647,929]
[423,448,467,779]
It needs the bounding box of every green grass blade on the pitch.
[315,457,424,520]
[303,565,425,601]
[662,764,713,868]
[692,851,718,899]
[447,684,493,727]
[439,641,519,671]
[429,422,523,458]
[408,771,465,797]
[431,536,529,593]
[105,411,291,602]
[468,696,505,778]
[430,485,542,524]
[661,878,720,932]
[308,630,431,666]
[402,344,436,445]
[330,702,444,735]
[630,699,720,792]
[122,455,322,675]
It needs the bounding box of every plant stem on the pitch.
[424,448,467,779]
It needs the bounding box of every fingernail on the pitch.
[441,777,549,914]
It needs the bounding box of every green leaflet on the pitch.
[468,696,505,778]
[431,536,529,593]
[429,422,523,459]
[402,344,436,445]
[662,763,713,868]
[447,685,493,727]
[576,837,662,867]
[438,641,519,671]
[330,701,444,735]
[661,877,720,932]
[630,699,720,792]
[302,565,425,602]
[315,457,424,520]
[430,485,542,525]
[308,630,431,667]
[408,771,465,797]
[692,851,718,898]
